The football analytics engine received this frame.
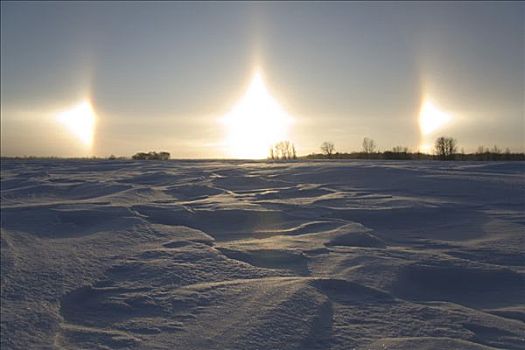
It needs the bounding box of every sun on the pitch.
[419,99,452,135]
[57,101,96,149]
[221,70,294,159]
[418,98,453,153]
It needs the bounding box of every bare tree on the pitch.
[362,137,376,154]
[269,147,275,160]
[320,142,335,158]
[270,141,296,160]
[477,145,489,154]
[280,141,292,160]
[392,146,409,153]
[434,136,457,160]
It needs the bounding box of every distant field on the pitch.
[1,159,524,349]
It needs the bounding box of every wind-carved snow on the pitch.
[1,159,524,349]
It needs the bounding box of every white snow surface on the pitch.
[1,159,524,350]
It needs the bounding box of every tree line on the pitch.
[278,136,524,161]
[131,151,170,160]
[5,139,520,162]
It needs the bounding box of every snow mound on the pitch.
[325,231,386,248]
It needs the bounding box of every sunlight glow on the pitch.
[57,101,96,148]
[221,70,294,159]
[419,143,434,154]
[419,99,452,135]
[418,98,454,153]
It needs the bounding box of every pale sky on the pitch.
[1,1,524,158]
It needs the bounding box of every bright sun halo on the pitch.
[418,98,453,153]
[57,101,96,149]
[419,99,452,136]
[221,70,293,159]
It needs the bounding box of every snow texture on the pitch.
[1,159,524,349]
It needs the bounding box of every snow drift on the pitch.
[1,159,524,349]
